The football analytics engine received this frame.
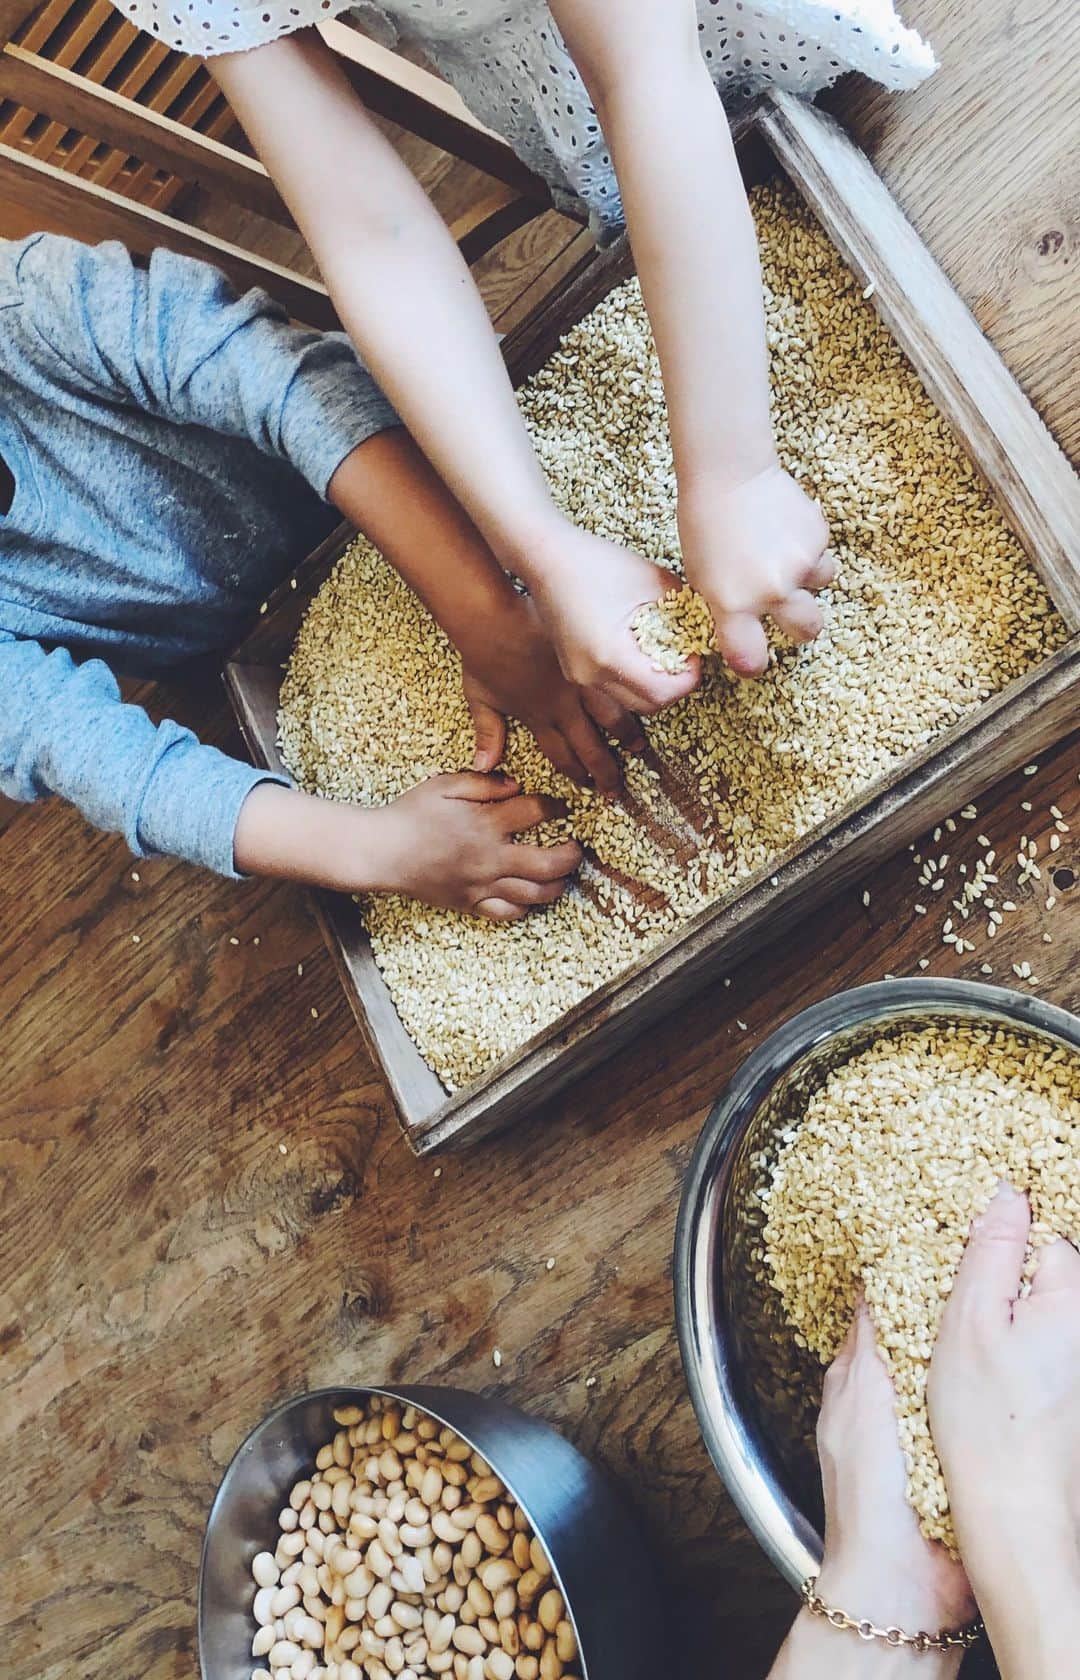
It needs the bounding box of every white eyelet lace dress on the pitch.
[115,0,935,229]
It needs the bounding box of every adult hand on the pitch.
[815,1297,976,1639]
[928,1182,1080,1577]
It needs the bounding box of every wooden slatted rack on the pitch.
[0,0,555,323]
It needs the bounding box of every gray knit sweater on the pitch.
[0,234,397,875]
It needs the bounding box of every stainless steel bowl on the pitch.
[674,977,1080,1590]
[199,1384,663,1680]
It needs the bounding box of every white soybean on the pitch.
[252,1552,280,1589]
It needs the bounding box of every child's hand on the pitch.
[678,464,833,677]
[363,773,582,920]
[519,523,702,714]
[460,598,643,796]
[816,1297,976,1638]
[235,776,581,920]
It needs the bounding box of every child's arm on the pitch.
[210,33,698,717]
[20,233,681,759]
[550,0,833,676]
[233,776,579,920]
[16,232,400,503]
[0,636,580,915]
[326,430,642,795]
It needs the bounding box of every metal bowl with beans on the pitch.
[198,1384,663,1680]
[673,977,1080,1590]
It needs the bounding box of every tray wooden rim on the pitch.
[225,89,1080,1155]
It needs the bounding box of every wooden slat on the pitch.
[0,140,336,326]
[759,88,1080,628]
[0,46,293,222]
[320,18,553,204]
[110,51,205,201]
[490,224,594,334]
[451,188,546,267]
[28,10,132,160]
[64,34,170,174]
[496,232,633,381]
[70,36,218,205]
[1,0,110,144]
[8,0,66,51]
[140,90,236,210]
[134,65,240,206]
[320,21,500,142]
[447,180,515,242]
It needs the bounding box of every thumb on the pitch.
[827,1291,870,1382]
[827,1301,861,1379]
[440,770,520,804]
[653,564,687,595]
[466,692,507,773]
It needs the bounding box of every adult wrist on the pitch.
[814,1556,972,1643]
[959,1524,1080,1621]
[951,1493,1079,1589]
[781,1607,963,1680]
[947,1516,1080,1680]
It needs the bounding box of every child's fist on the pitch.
[678,464,833,677]
[524,523,703,715]
[369,772,582,920]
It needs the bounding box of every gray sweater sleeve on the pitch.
[16,236,399,497]
[0,633,287,877]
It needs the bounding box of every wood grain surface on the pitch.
[824,0,1080,466]
[4,677,1079,1679]
[2,3,1079,1676]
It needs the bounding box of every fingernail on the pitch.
[972,1181,1021,1232]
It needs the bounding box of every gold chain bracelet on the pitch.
[801,1577,984,1654]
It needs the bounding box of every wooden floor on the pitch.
[2,3,1079,1676]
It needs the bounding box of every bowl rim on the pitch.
[198,1382,605,1680]
[673,976,1080,1590]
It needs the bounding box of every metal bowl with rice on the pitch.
[673,977,1080,1590]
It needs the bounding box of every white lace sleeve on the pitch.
[107,0,935,231]
[402,1,936,233]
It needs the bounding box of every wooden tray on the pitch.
[225,89,1080,1156]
